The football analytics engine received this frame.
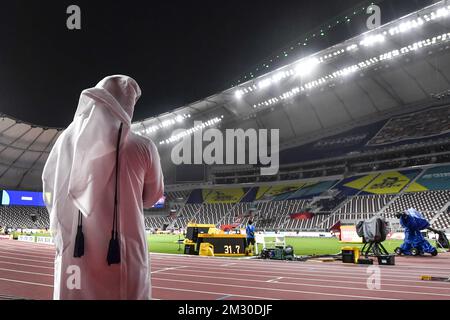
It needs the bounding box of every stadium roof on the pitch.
[0,114,62,190]
[1,1,450,190]
[135,1,450,148]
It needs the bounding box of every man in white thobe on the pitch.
[42,75,164,300]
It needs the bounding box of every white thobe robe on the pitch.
[42,75,164,300]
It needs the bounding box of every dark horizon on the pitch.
[0,0,434,128]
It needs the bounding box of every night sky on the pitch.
[0,0,434,128]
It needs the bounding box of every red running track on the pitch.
[0,239,450,300]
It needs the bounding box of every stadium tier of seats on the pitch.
[165,190,190,202]
[432,208,450,230]
[383,190,450,219]
[171,203,203,228]
[144,215,173,230]
[254,200,311,230]
[336,194,395,214]
[0,206,49,229]
[285,213,329,231]
[3,165,450,232]
[2,190,450,231]
[212,107,450,186]
[193,203,242,225]
[143,199,313,230]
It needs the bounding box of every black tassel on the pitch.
[73,212,84,258]
[106,123,123,266]
[107,231,120,265]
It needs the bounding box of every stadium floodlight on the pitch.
[436,7,449,18]
[280,87,301,100]
[258,78,273,89]
[158,116,223,145]
[134,113,192,137]
[272,71,287,83]
[160,119,176,128]
[389,17,424,36]
[346,44,358,51]
[231,4,450,103]
[319,49,345,62]
[146,125,159,134]
[360,34,385,47]
[252,31,450,110]
[379,50,399,60]
[294,58,320,77]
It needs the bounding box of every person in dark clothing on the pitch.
[245,220,256,255]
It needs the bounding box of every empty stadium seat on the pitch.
[337,194,394,214]
[383,191,450,219]
[0,206,49,229]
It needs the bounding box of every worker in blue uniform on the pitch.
[245,220,256,255]
[395,208,438,256]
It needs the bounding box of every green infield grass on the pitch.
[146,234,418,256]
[12,233,427,256]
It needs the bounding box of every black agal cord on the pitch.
[107,123,123,265]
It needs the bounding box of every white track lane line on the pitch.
[2,258,447,298]
[148,261,450,289]
[0,261,54,270]
[3,241,444,270]
[1,250,446,289]
[4,240,450,272]
[157,268,450,288]
[267,277,283,283]
[0,249,55,259]
[151,266,187,274]
[0,255,54,264]
[152,286,278,300]
[0,278,52,288]
[0,242,54,252]
[157,270,450,294]
[151,260,450,279]
[149,260,450,280]
[0,277,277,301]
[1,249,448,285]
[152,255,450,274]
[0,268,52,277]
[0,259,391,300]
[3,242,448,299]
[219,263,237,267]
[150,255,450,272]
[151,278,395,300]
[0,241,54,251]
